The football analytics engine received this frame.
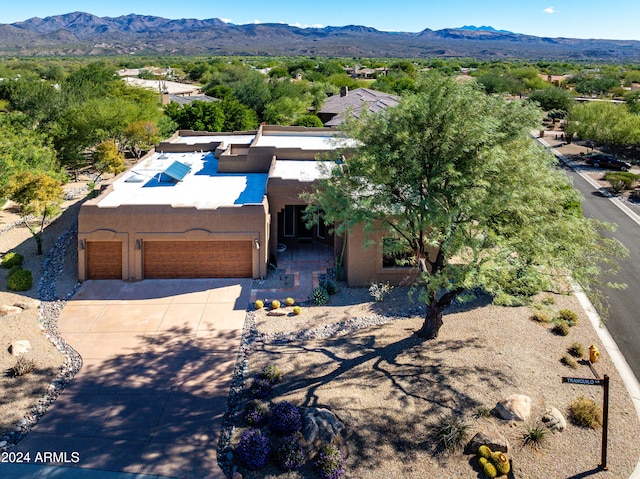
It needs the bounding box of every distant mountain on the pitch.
[2,12,640,61]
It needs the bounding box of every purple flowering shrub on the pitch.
[314,444,345,479]
[244,399,270,427]
[250,377,273,399]
[275,435,306,471]
[269,401,302,435]
[236,428,271,470]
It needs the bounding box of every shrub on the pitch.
[8,269,33,291]
[321,278,338,295]
[604,171,638,194]
[432,415,470,453]
[260,364,282,384]
[250,377,273,399]
[552,322,570,336]
[369,281,393,301]
[569,397,602,429]
[531,311,551,323]
[558,309,579,326]
[8,265,22,278]
[314,444,345,479]
[473,406,492,419]
[561,354,578,369]
[522,423,547,450]
[541,295,556,305]
[312,287,328,305]
[285,297,295,306]
[568,342,585,358]
[11,356,36,377]
[269,401,302,435]
[271,299,281,309]
[2,251,24,268]
[244,399,270,427]
[275,435,306,471]
[254,300,264,309]
[236,428,271,470]
[293,305,302,315]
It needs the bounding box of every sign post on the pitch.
[562,374,610,470]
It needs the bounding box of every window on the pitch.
[382,237,416,268]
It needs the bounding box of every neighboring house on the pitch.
[317,87,399,126]
[78,125,412,286]
[162,94,218,106]
[123,77,202,96]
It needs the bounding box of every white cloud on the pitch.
[253,19,261,24]
[290,22,324,29]
[544,7,555,13]
[221,18,231,24]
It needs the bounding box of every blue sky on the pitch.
[1,0,638,41]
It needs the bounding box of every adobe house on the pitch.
[317,87,399,126]
[78,125,413,286]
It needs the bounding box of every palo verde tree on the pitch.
[305,77,626,340]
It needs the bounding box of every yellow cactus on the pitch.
[478,445,492,459]
[293,306,302,315]
[271,300,281,309]
[254,300,264,310]
[285,297,295,306]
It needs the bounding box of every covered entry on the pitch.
[142,240,253,279]
[86,241,122,279]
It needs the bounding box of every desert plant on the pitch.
[8,265,22,278]
[473,406,492,419]
[260,364,282,384]
[522,423,547,450]
[557,308,579,326]
[604,171,638,194]
[531,311,551,323]
[490,451,511,475]
[285,297,295,306]
[11,356,36,377]
[293,305,302,315]
[568,342,585,358]
[1,251,24,268]
[482,461,498,479]
[236,428,271,470]
[569,396,602,429]
[541,295,556,305]
[271,299,281,309]
[561,354,578,369]
[269,401,302,435]
[312,287,328,305]
[432,415,470,453]
[254,299,264,309]
[477,445,492,459]
[321,278,338,295]
[249,377,273,399]
[8,269,33,291]
[275,435,306,471]
[552,322,570,336]
[369,281,393,301]
[314,444,345,479]
[244,399,270,427]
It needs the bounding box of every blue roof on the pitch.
[161,161,191,182]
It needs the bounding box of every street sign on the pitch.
[562,377,604,386]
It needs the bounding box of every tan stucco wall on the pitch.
[78,197,269,281]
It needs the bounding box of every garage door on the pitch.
[86,241,122,279]
[143,240,252,279]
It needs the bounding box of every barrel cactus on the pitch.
[478,445,492,459]
[285,297,295,306]
[255,300,264,310]
[482,461,498,479]
[272,299,281,309]
[312,287,328,305]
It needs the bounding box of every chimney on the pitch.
[340,86,348,97]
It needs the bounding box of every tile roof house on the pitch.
[78,125,415,287]
[317,87,400,126]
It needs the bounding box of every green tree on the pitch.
[292,114,324,127]
[123,120,160,159]
[567,102,640,153]
[163,100,225,132]
[305,78,626,340]
[6,171,64,255]
[93,139,126,182]
[529,87,573,112]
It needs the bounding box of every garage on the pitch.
[86,241,122,279]
[143,240,253,279]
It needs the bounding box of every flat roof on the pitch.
[254,133,353,150]
[98,151,267,209]
[170,134,255,146]
[271,160,336,182]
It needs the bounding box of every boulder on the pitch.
[0,305,22,317]
[495,394,532,421]
[10,340,32,356]
[542,407,566,432]
[468,431,510,453]
[14,301,40,310]
[301,407,344,452]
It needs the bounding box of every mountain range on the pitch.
[1,12,640,60]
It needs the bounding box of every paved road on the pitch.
[561,162,640,381]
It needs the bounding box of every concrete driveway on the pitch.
[12,278,251,479]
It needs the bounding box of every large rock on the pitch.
[495,394,532,421]
[0,305,22,317]
[10,340,32,356]
[468,431,510,453]
[542,407,566,432]
[301,407,344,452]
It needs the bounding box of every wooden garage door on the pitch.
[86,241,122,280]
[143,240,252,278]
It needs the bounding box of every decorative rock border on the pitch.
[0,221,83,451]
